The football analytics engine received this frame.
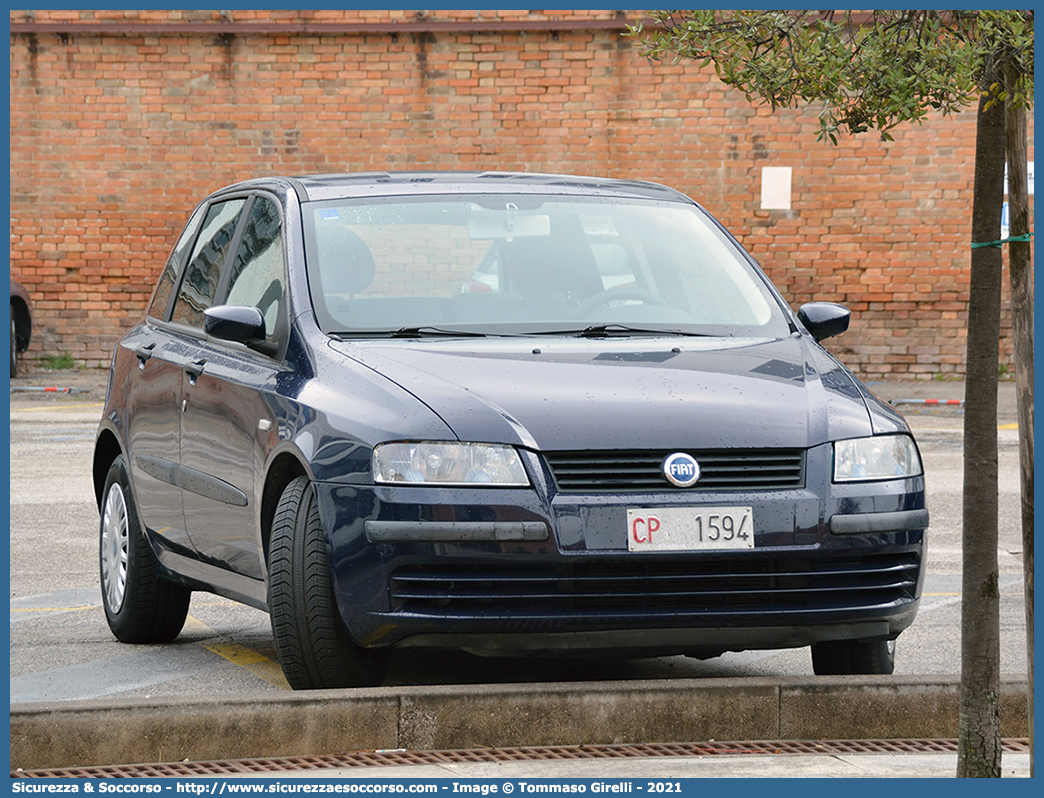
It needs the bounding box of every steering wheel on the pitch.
[577,286,669,317]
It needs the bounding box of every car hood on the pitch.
[331,336,889,451]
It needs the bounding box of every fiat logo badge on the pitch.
[663,452,700,488]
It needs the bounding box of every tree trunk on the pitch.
[956,94,1005,778]
[1004,89,1034,778]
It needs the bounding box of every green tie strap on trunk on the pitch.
[970,233,1033,249]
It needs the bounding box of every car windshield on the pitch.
[302,194,791,339]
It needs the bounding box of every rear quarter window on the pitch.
[148,203,207,321]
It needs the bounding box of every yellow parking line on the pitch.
[202,642,291,690]
[185,615,290,691]
[998,423,1019,430]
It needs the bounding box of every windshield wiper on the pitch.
[330,326,489,340]
[575,324,710,338]
[391,326,491,338]
[330,325,712,340]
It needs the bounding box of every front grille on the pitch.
[390,551,920,615]
[545,449,805,493]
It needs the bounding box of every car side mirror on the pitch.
[798,302,851,342]
[204,305,277,355]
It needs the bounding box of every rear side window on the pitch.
[148,203,207,321]
[171,199,247,329]
[224,197,286,348]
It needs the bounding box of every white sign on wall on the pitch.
[1004,161,1034,195]
[1001,161,1033,240]
[760,166,792,210]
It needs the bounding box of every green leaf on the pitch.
[630,9,1034,140]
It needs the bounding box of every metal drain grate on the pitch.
[11,739,1031,779]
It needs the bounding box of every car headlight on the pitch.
[833,434,923,482]
[373,442,529,486]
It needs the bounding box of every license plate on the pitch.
[626,507,754,551]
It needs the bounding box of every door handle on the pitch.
[132,342,155,362]
[185,358,207,380]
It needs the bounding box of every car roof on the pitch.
[214,171,696,205]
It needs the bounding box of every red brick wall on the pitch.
[9,9,1033,378]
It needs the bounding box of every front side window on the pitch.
[301,195,789,339]
[224,197,286,347]
[171,199,247,329]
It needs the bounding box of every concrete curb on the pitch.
[10,676,1029,771]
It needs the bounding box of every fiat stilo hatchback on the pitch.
[93,172,928,689]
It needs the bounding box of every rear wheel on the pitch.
[99,455,191,643]
[811,638,896,675]
[268,476,389,689]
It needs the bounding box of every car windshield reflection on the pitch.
[304,196,791,340]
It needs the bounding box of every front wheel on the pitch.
[99,455,191,643]
[811,638,896,675]
[268,476,390,689]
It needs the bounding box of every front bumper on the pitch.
[315,442,926,656]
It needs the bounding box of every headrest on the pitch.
[315,225,376,296]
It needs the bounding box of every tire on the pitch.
[268,476,390,689]
[99,455,191,643]
[811,638,896,675]
[11,312,18,377]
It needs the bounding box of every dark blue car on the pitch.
[93,172,928,689]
